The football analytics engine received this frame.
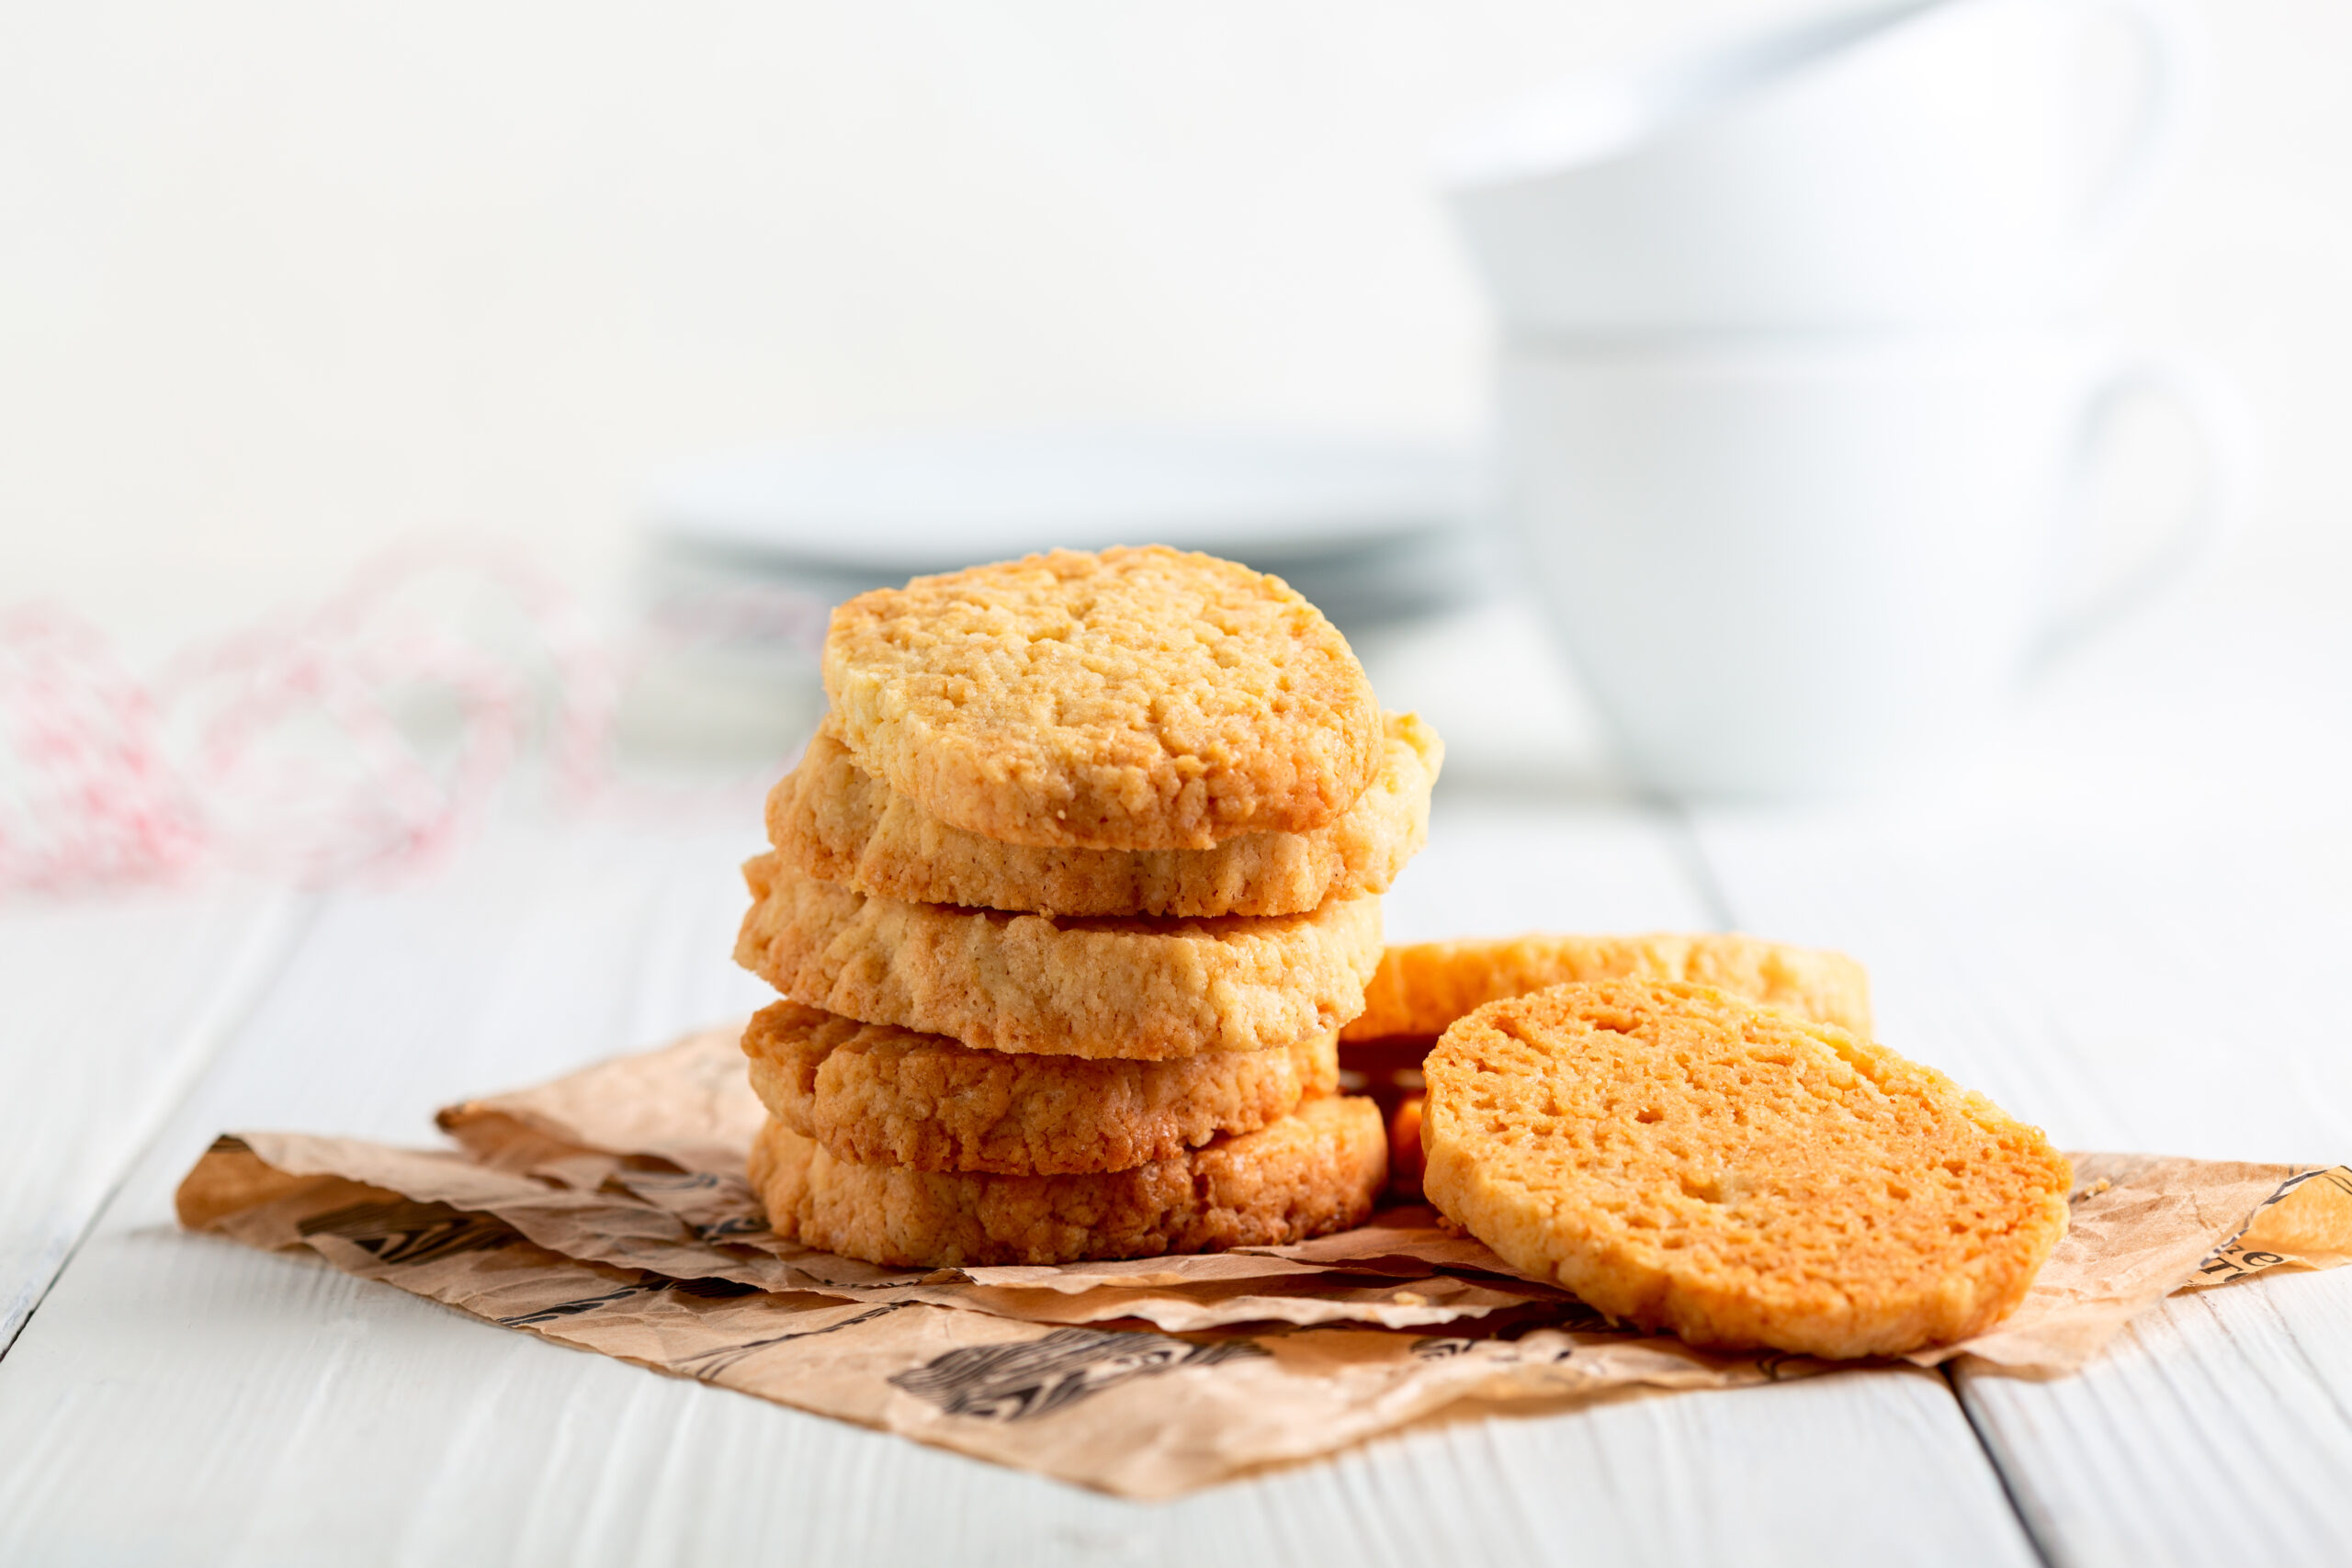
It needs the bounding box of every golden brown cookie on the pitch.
[749,1094,1386,1267]
[768,713,1442,918]
[733,852,1381,1059]
[1419,980,2071,1359]
[821,546,1383,851]
[1343,932,1871,1043]
[741,1000,1340,1175]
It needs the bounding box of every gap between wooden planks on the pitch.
[1682,541,2352,1568]
[0,887,307,1357]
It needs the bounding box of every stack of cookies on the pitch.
[732,546,1443,1268]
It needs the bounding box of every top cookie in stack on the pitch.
[734,546,1442,1267]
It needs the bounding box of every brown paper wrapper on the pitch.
[176,1022,2352,1496]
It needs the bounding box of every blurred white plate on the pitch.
[639,424,1487,630]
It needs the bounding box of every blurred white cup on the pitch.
[1443,0,2193,335]
[1498,333,2256,797]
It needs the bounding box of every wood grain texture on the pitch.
[0,887,300,1350]
[1385,795,1725,943]
[0,806,2041,1565]
[1690,545,2352,1567]
[1960,1269,2352,1568]
[1697,808,2352,1566]
[0,1242,2039,1568]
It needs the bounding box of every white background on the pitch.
[3,12,2350,1556]
[1,0,2345,647]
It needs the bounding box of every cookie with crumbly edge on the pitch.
[768,713,1440,919]
[822,546,1383,851]
[749,1095,1385,1267]
[1419,979,2071,1359]
[741,1000,1340,1175]
[1342,932,1871,1043]
[733,852,1380,1059]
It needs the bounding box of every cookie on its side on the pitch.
[769,713,1442,918]
[733,852,1381,1059]
[749,1095,1386,1268]
[1420,980,2070,1359]
[1344,932,1871,1043]
[822,546,1384,851]
[742,1000,1340,1175]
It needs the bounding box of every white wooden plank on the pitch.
[0,806,2040,1565]
[0,1246,2037,1568]
[1393,792,1725,942]
[1679,818,2352,1159]
[0,886,301,1350]
[1959,1269,2352,1568]
[1687,540,2352,1567]
[1694,812,2352,1566]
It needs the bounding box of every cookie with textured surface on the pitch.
[733,852,1381,1060]
[1343,931,1871,1043]
[1419,978,2070,1359]
[742,1000,1339,1175]
[821,546,1383,851]
[768,713,1440,918]
[749,1094,1386,1268]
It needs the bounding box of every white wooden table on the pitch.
[3,535,2347,1567]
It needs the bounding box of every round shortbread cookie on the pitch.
[741,1000,1340,1174]
[733,852,1381,1059]
[1343,932,1871,1043]
[748,1094,1386,1267]
[1420,980,2071,1359]
[821,546,1383,851]
[767,713,1440,918]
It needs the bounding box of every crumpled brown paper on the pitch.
[175,1022,2352,1497]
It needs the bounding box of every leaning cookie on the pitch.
[749,1095,1386,1268]
[1419,979,2071,1359]
[822,546,1385,851]
[768,713,1442,919]
[741,1001,1340,1175]
[733,852,1381,1059]
[1343,931,1871,1043]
